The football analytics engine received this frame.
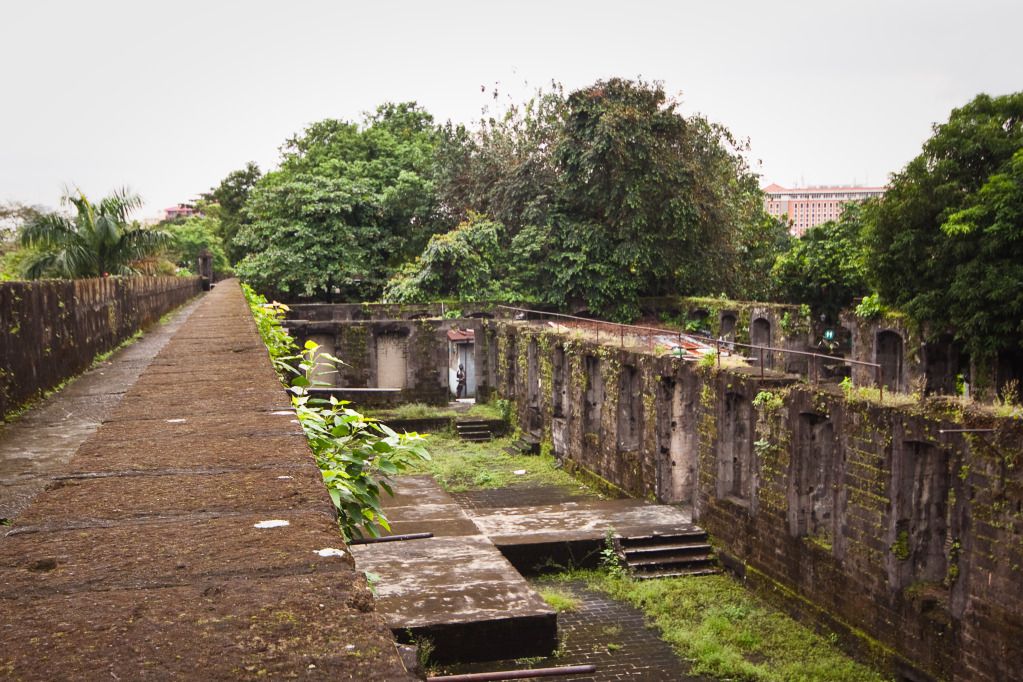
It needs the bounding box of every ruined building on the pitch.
[285,298,1023,682]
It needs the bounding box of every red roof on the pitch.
[447,329,475,342]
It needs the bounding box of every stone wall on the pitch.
[0,276,201,419]
[497,321,1023,682]
[285,317,498,405]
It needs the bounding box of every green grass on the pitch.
[406,430,598,495]
[368,401,505,422]
[537,587,582,613]
[541,570,889,682]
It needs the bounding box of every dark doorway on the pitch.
[876,330,904,393]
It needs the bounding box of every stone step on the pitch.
[632,566,720,580]
[623,542,713,558]
[627,552,716,569]
[619,530,707,547]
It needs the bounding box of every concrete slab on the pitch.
[470,499,695,546]
[351,476,557,663]
[353,535,556,663]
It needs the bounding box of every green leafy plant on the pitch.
[243,285,430,540]
[600,528,627,579]
[697,351,717,371]
[752,390,784,413]
[854,293,886,319]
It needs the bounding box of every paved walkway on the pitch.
[0,297,202,522]
[0,281,413,680]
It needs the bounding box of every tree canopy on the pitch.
[863,92,1023,360]
[202,161,261,263]
[235,103,445,299]
[407,78,775,319]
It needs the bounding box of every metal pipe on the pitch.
[426,665,597,681]
[496,305,881,372]
[938,428,997,434]
[349,532,433,545]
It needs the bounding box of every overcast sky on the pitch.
[2,0,1020,219]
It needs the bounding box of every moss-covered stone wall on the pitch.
[497,320,1023,682]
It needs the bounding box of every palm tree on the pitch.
[19,188,168,279]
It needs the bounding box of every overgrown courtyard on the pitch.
[402,411,889,681]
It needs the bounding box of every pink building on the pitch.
[163,204,199,221]
[763,183,885,236]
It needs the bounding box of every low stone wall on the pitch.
[497,321,1023,682]
[0,276,201,418]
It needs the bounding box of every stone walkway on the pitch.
[0,297,202,522]
[0,281,414,680]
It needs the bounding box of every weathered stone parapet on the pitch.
[0,276,201,418]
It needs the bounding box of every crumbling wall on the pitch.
[0,276,201,419]
[498,321,1023,682]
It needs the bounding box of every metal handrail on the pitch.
[495,304,885,397]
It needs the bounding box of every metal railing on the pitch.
[495,305,885,398]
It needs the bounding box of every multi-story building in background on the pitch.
[763,183,886,236]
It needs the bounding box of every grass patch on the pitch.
[406,430,597,495]
[367,401,505,422]
[542,570,888,682]
[537,587,582,613]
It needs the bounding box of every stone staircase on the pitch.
[455,419,494,442]
[501,435,541,455]
[617,529,719,580]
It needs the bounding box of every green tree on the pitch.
[202,161,261,263]
[236,103,445,299]
[382,213,505,302]
[864,92,1023,361]
[164,214,231,276]
[18,189,167,279]
[938,148,1023,359]
[543,79,766,319]
[771,204,869,320]
[435,84,565,233]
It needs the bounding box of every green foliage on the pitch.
[771,203,870,320]
[432,79,783,319]
[201,161,261,263]
[864,92,1023,361]
[891,530,911,561]
[854,293,886,319]
[600,529,627,579]
[164,215,231,276]
[18,189,168,279]
[383,213,505,302]
[537,586,582,613]
[752,390,784,413]
[241,283,298,375]
[236,103,446,300]
[291,381,430,540]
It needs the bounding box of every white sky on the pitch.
[1,0,1020,219]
